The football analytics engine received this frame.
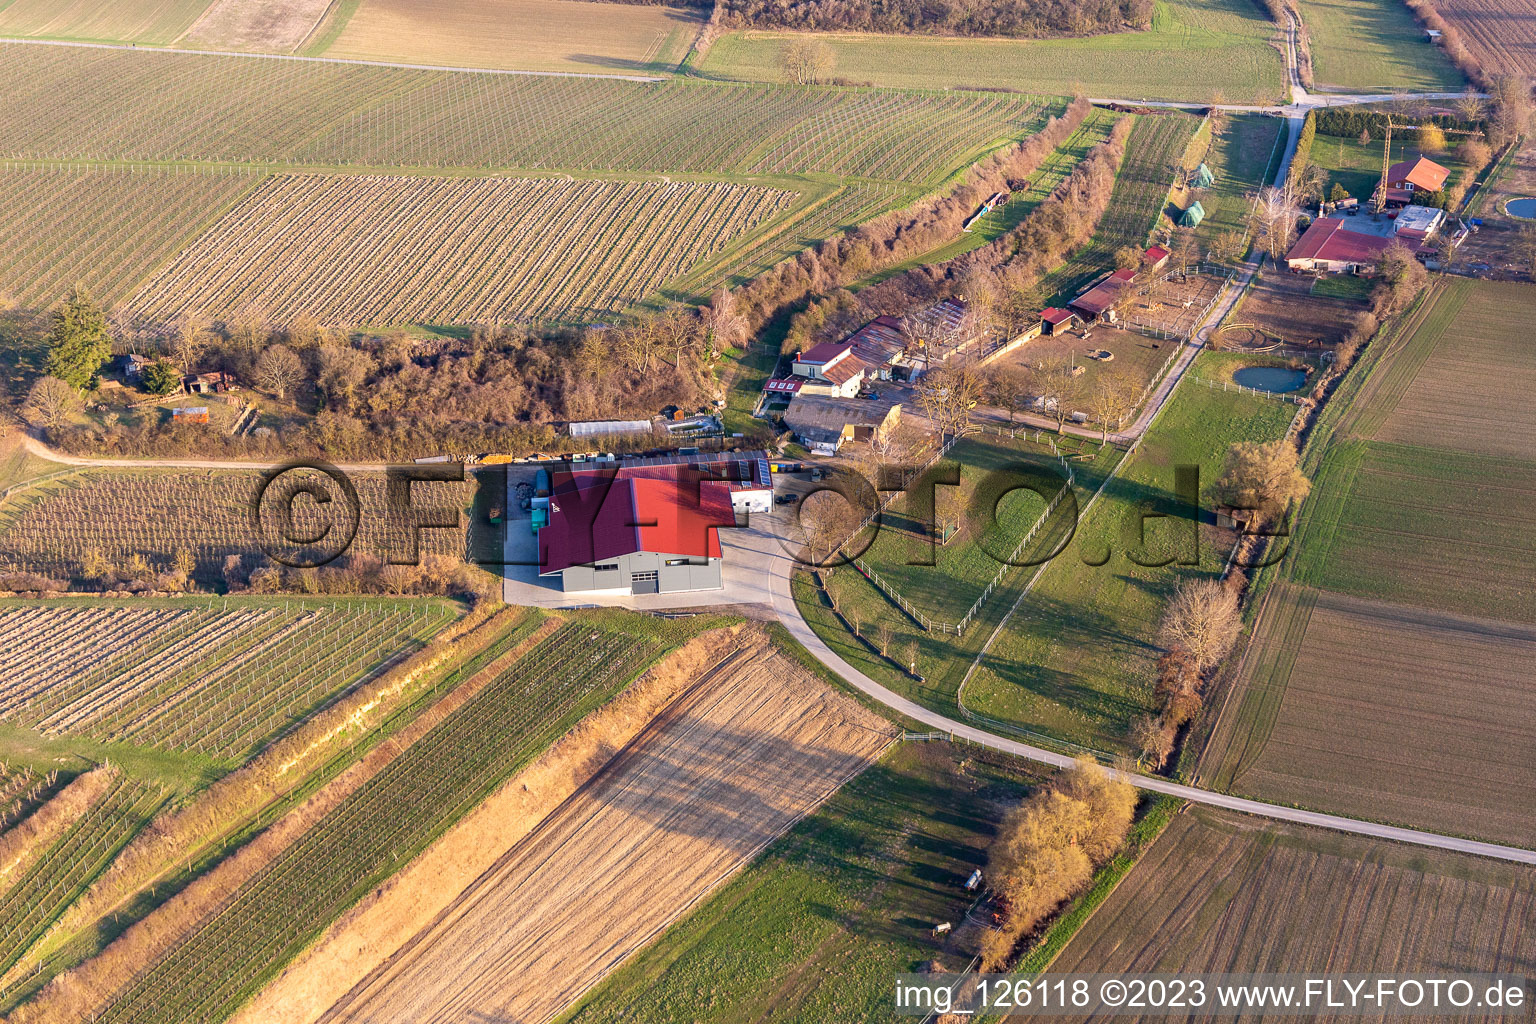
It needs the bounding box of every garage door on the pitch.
[631,571,659,595]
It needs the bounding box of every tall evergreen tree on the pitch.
[43,288,112,389]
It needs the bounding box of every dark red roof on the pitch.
[1069,270,1135,317]
[539,465,734,575]
[1041,307,1076,325]
[820,355,867,386]
[1286,217,1403,265]
[1387,156,1450,192]
[798,341,850,364]
[1144,245,1171,264]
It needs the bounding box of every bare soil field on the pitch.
[1437,0,1536,78]
[1228,271,1366,348]
[126,174,794,326]
[314,643,894,1024]
[1048,803,1536,1009]
[318,0,703,73]
[1202,585,1536,848]
[184,0,334,53]
[1122,269,1226,339]
[1367,280,1536,460]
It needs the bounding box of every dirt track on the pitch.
[316,644,896,1024]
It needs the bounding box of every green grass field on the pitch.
[794,437,1121,724]
[1297,0,1465,93]
[699,0,1286,104]
[1305,133,1468,206]
[1184,113,1286,249]
[560,742,1043,1024]
[961,353,1300,754]
[852,432,1076,628]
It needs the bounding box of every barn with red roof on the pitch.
[538,462,743,594]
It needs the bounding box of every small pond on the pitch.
[1506,197,1536,219]
[1233,366,1307,393]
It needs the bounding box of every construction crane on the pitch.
[1374,114,1482,215]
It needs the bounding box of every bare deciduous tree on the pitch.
[23,376,80,428]
[918,364,983,440]
[1252,184,1300,262]
[704,287,747,356]
[986,364,1031,425]
[253,344,305,401]
[982,758,1135,970]
[1086,368,1137,444]
[1456,86,1485,124]
[1034,356,1082,432]
[1158,578,1242,672]
[779,37,836,85]
[1131,714,1175,769]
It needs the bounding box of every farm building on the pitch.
[120,353,151,381]
[1041,307,1078,335]
[791,341,867,398]
[840,315,910,379]
[1069,268,1137,322]
[1387,155,1450,193]
[569,419,654,439]
[183,371,238,394]
[1143,245,1171,271]
[538,463,737,594]
[906,297,983,366]
[1176,202,1205,228]
[782,394,902,455]
[1286,205,1441,274]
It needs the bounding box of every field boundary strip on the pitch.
[0,35,668,81]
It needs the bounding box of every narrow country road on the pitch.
[757,537,1536,866]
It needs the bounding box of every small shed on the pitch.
[1176,201,1205,228]
[1040,307,1078,335]
[1192,163,1215,188]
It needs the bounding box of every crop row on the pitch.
[1040,112,1202,300]
[0,601,454,760]
[0,164,262,308]
[96,619,666,1022]
[0,776,164,977]
[125,174,795,326]
[0,470,471,585]
[0,43,1043,187]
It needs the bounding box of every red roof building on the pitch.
[1387,155,1451,193]
[1285,217,1419,273]
[1144,245,1171,270]
[1068,268,1137,321]
[538,463,737,594]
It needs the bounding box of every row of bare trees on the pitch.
[725,0,1153,38]
[1133,440,1312,767]
[731,97,1094,332]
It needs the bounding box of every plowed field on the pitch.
[317,642,895,1024]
